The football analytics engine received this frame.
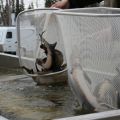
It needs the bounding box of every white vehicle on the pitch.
[0,26,36,55]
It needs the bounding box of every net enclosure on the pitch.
[55,7,120,111]
[16,8,67,85]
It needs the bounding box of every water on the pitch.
[0,68,82,120]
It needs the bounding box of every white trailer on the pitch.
[0,26,36,55]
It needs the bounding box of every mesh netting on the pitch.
[55,7,120,111]
[17,9,66,73]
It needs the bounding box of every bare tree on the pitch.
[28,2,34,9]
[15,0,25,18]
[0,0,6,25]
[12,0,15,13]
[0,0,7,25]
[0,0,12,26]
[7,0,12,25]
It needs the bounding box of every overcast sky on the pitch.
[3,0,45,9]
[24,0,45,8]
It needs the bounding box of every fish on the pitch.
[94,79,118,111]
[35,31,64,72]
[71,58,119,111]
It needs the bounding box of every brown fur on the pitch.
[35,32,64,72]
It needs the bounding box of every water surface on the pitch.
[0,68,81,120]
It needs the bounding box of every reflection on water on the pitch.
[0,68,81,120]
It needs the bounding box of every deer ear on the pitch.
[52,42,57,48]
[49,42,57,49]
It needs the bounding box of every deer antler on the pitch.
[39,31,46,44]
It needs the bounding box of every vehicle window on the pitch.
[6,32,12,38]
